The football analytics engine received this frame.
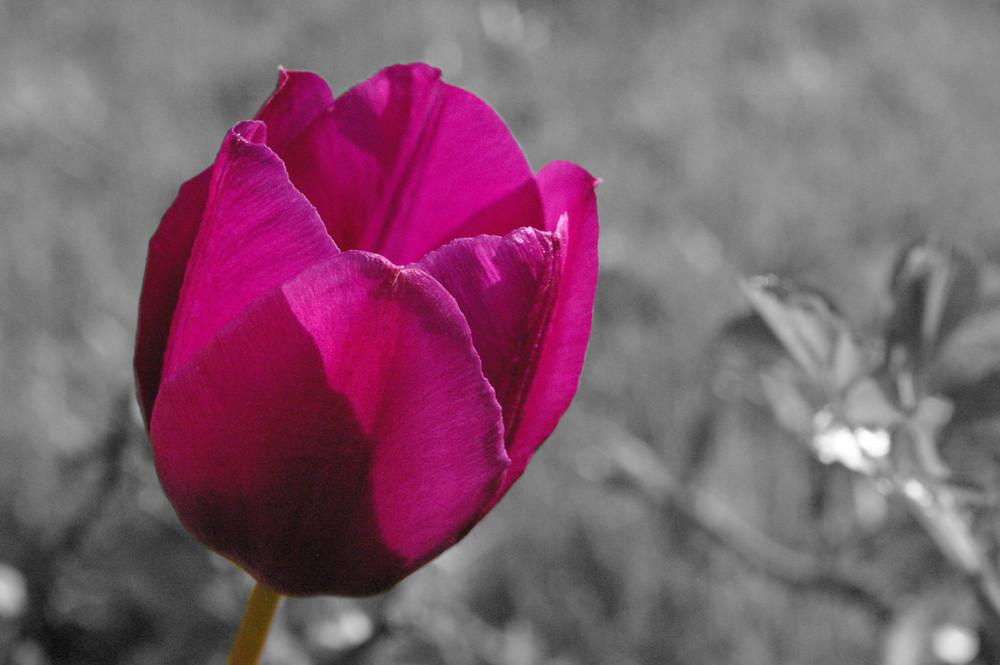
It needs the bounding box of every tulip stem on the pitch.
[226,581,282,665]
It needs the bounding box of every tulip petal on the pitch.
[413,228,560,444]
[135,168,211,423]
[150,251,507,596]
[281,63,537,264]
[414,163,598,499]
[136,74,334,422]
[502,161,599,492]
[254,70,335,153]
[162,120,339,377]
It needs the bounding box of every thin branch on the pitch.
[596,422,896,622]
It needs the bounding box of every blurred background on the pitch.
[4,0,1000,663]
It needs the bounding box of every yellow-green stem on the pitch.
[226,582,282,665]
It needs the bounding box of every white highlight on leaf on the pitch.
[306,607,375,651]
[811,409,890,475]
[0,561,27,619]
[932,623,979,665]
[902,479,933,507]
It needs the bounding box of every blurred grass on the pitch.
[4,0,1000,662]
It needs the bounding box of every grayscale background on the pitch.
[3,0,1000,663]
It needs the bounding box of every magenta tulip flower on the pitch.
[135,63,599,598]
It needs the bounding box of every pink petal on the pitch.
[162,120,338,377]
[136,73,334,423]
[414,162,598,500]
[435,178,546,247]
[254,70,335,153]
[150,251,507,596]
[502,161,599,493]
[281,63,537,264]
[413,228,561,443]
[135,167,211,424]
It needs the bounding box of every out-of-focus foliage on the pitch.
[743,240,1000,664]
[6,0,1000,663]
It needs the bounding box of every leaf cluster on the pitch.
[743,238,1000,656]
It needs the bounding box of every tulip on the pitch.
[134,63,599,600]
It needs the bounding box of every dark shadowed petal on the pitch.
[497,161,599,494]
[281,63,536,264]
[254,70,335,153]
[162,120,339,378]
[135,167,211,424]
[150,251,507,596]
[413,228,560,446]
